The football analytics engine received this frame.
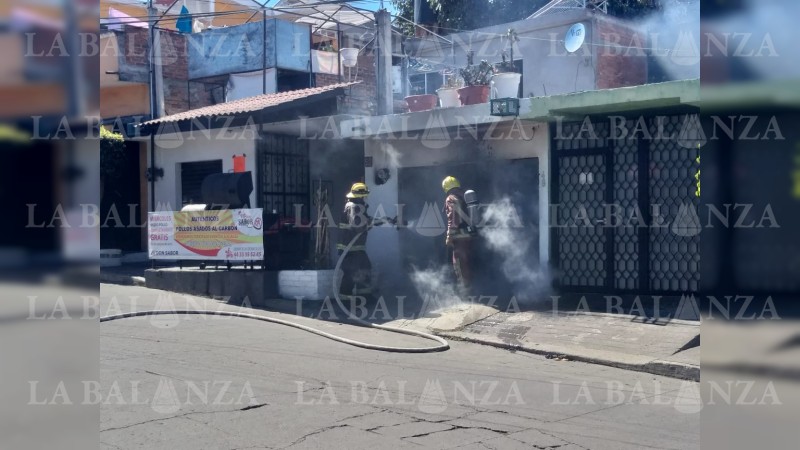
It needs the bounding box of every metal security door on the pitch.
[257,133,310,219]
[551,115,701,294]
[553,151,612,290]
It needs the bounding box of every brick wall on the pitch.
[315,73,341,87]
[118,26,217,116]
[118,26,384,118]
[118,26,149,71]
[336,53,378,116]
[595,19,648,90]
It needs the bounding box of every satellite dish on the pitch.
[564,23,586,53]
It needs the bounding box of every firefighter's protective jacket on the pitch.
[444,187,471,246]
[338,200,371,252]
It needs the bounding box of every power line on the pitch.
[101,1,695,56]
[388,13,697,56]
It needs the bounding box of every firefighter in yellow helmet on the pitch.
[337,182,375,299]
[442,176,473,290]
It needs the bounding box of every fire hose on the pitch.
[101,231,450,353]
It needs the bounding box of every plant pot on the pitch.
[457,85,490,105]
[436,87,461,108]
[405,94,438,112]
[339,47,359,68]
[491,72,522,99]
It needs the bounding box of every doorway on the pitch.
[397,158,540,270]
[101,141,143,251]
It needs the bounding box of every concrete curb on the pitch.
[435,332,700,381]
[100,272,146,287]
[95,283,699,381]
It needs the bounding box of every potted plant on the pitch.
[436,73,462,108]
[491,29,522,99]
[458,51,493,105]
[405,84,438,112]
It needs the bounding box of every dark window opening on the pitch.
[180,160,222,207]
[409,72,443,95]
[277,69,312,92]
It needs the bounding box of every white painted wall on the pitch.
[148,126,258,211]
[363,121,550,282]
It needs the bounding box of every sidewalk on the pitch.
[392,306,700,381]
[264,298,700,381]
[100,269,700,381]
[100,263,149,286]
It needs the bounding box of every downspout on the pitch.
[262,8,266,94]
[148,0,156,212]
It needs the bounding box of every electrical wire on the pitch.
[396,18,698,57]
[102,1,692,57]
[100,231,450,353]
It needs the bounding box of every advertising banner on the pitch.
[148,209,264,260]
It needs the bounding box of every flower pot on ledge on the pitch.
[491,72,522,99]
[436,87,461,108]
[405,94,437,112]
[457,85,490,105]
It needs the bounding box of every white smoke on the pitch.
[635,0,701,81]
[481,197,550,302]
[378,141,402,170]
[708,0,798,80]
[410,265,462,313]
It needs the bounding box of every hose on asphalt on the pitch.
[101,231,450,353]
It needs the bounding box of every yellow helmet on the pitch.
[442,176,460,193]
[346,182,370,198]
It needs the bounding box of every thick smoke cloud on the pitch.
[636,0,701,81]
[409,265,463,312]
[480,197,550,302]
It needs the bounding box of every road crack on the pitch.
[280,424,350,449]
[100,403,269,433]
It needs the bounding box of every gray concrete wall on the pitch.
[145,268,279,307]
[409,10,598,97]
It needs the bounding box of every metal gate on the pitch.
[551,115,700,293]
[256,133,310,219]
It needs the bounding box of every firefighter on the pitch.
[442,176,473,290]
[337,182,375,299]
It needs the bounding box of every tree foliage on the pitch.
[393,0,662,35]
[100,127,127,183]
[606,0,663,19]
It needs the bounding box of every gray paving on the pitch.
[100,284,699,449]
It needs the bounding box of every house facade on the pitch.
[115,4,774,298]
[341,79,701,297]
[102,9,387,254]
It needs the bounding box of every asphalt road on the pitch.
[99,284,699,450]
